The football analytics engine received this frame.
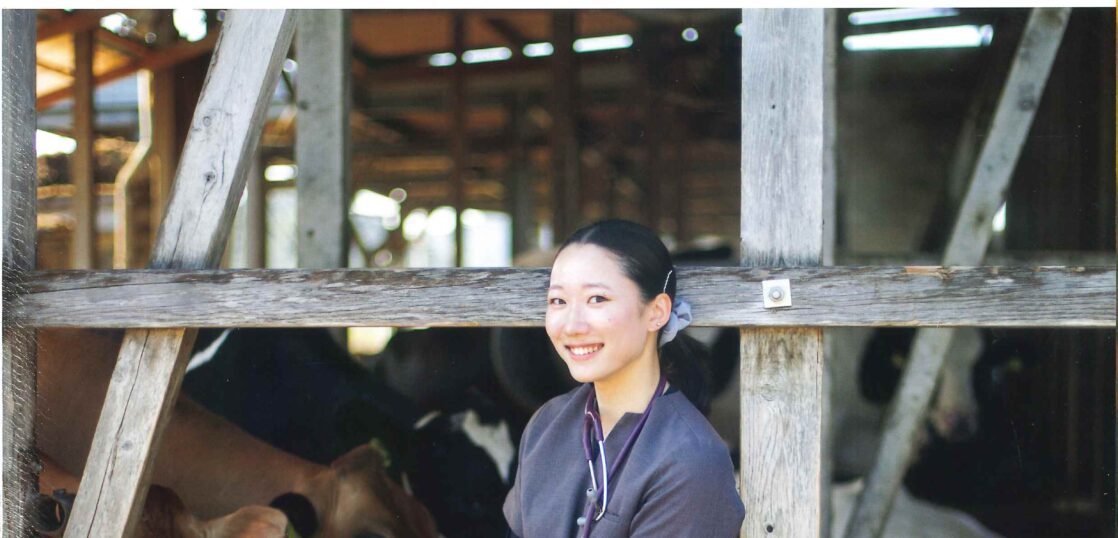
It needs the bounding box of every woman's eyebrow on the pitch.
[547,283,612,291]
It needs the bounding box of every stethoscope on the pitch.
[577,375,667,537]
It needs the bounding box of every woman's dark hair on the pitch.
[557,219,711,414]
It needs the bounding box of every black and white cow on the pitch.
[182,328,515,538]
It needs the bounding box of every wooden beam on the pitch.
[451,12,466,266]
[843,9,1072,538]
[35,31,217,110]
[35,9,115,41]
[295,10,350,269]
[113,70,153,269]
[95,27,150,58]
[71,29,96,270]
[12,266,1113,329]
[2,10,40,536]
[739,9,825,538]
[63,11,296,538]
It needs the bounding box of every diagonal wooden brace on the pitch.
[842,8,1072,538]
[64,10,296,538]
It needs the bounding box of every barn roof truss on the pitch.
[2,7,1112,538]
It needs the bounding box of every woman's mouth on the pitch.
[566,344,604,361]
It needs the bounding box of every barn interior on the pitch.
[30,8,1115,538]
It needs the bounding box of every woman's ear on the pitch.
[648,292,672,332]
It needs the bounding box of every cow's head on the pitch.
[301,444,439,538]
[859,327,986,444]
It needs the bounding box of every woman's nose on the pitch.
[562,306,590,335]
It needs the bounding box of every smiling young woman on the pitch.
[504,219,744,538]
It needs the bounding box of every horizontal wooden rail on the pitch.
[9,266,1114,329]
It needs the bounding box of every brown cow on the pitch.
[35,329,437,538]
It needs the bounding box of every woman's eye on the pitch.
[589,295,608,304]
[548,297,565,306]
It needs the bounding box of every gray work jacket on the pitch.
[504,384,744,537]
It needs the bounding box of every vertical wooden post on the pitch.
[246,149,266,268]
[64,12,296,537]
[739,9,825,538]
[2,10,39,535]
[296,9,351,270]
[450,12,466,266]
[821,10,837,269]
[820,11,838,536]
[843,9,1070,538]
[72,29,96,269]
[550,11,578,238]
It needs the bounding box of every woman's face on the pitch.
[545,243,660,385]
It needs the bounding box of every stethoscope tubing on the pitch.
[578,375,667,538]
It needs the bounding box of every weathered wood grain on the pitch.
[820,12,838,535]
[2,10,39,536]
[65,330,197,538]
[843,9,1073,538]
[296,9,350,270]
[838,250,1115,267]
[72,29,96,270]
[64,11,296,538]
[11,266,1115,329]
[740,9,825,538]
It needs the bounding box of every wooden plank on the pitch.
[295,10,350,269]
[72,29,96,270]
[842,9,1072,538]
[2,10,39,536]
[739,9,825,538]
[113,70,153,269]
[63,11,296,538]
[13,266,1115,329]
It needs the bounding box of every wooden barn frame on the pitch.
[3,8,1113,538]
